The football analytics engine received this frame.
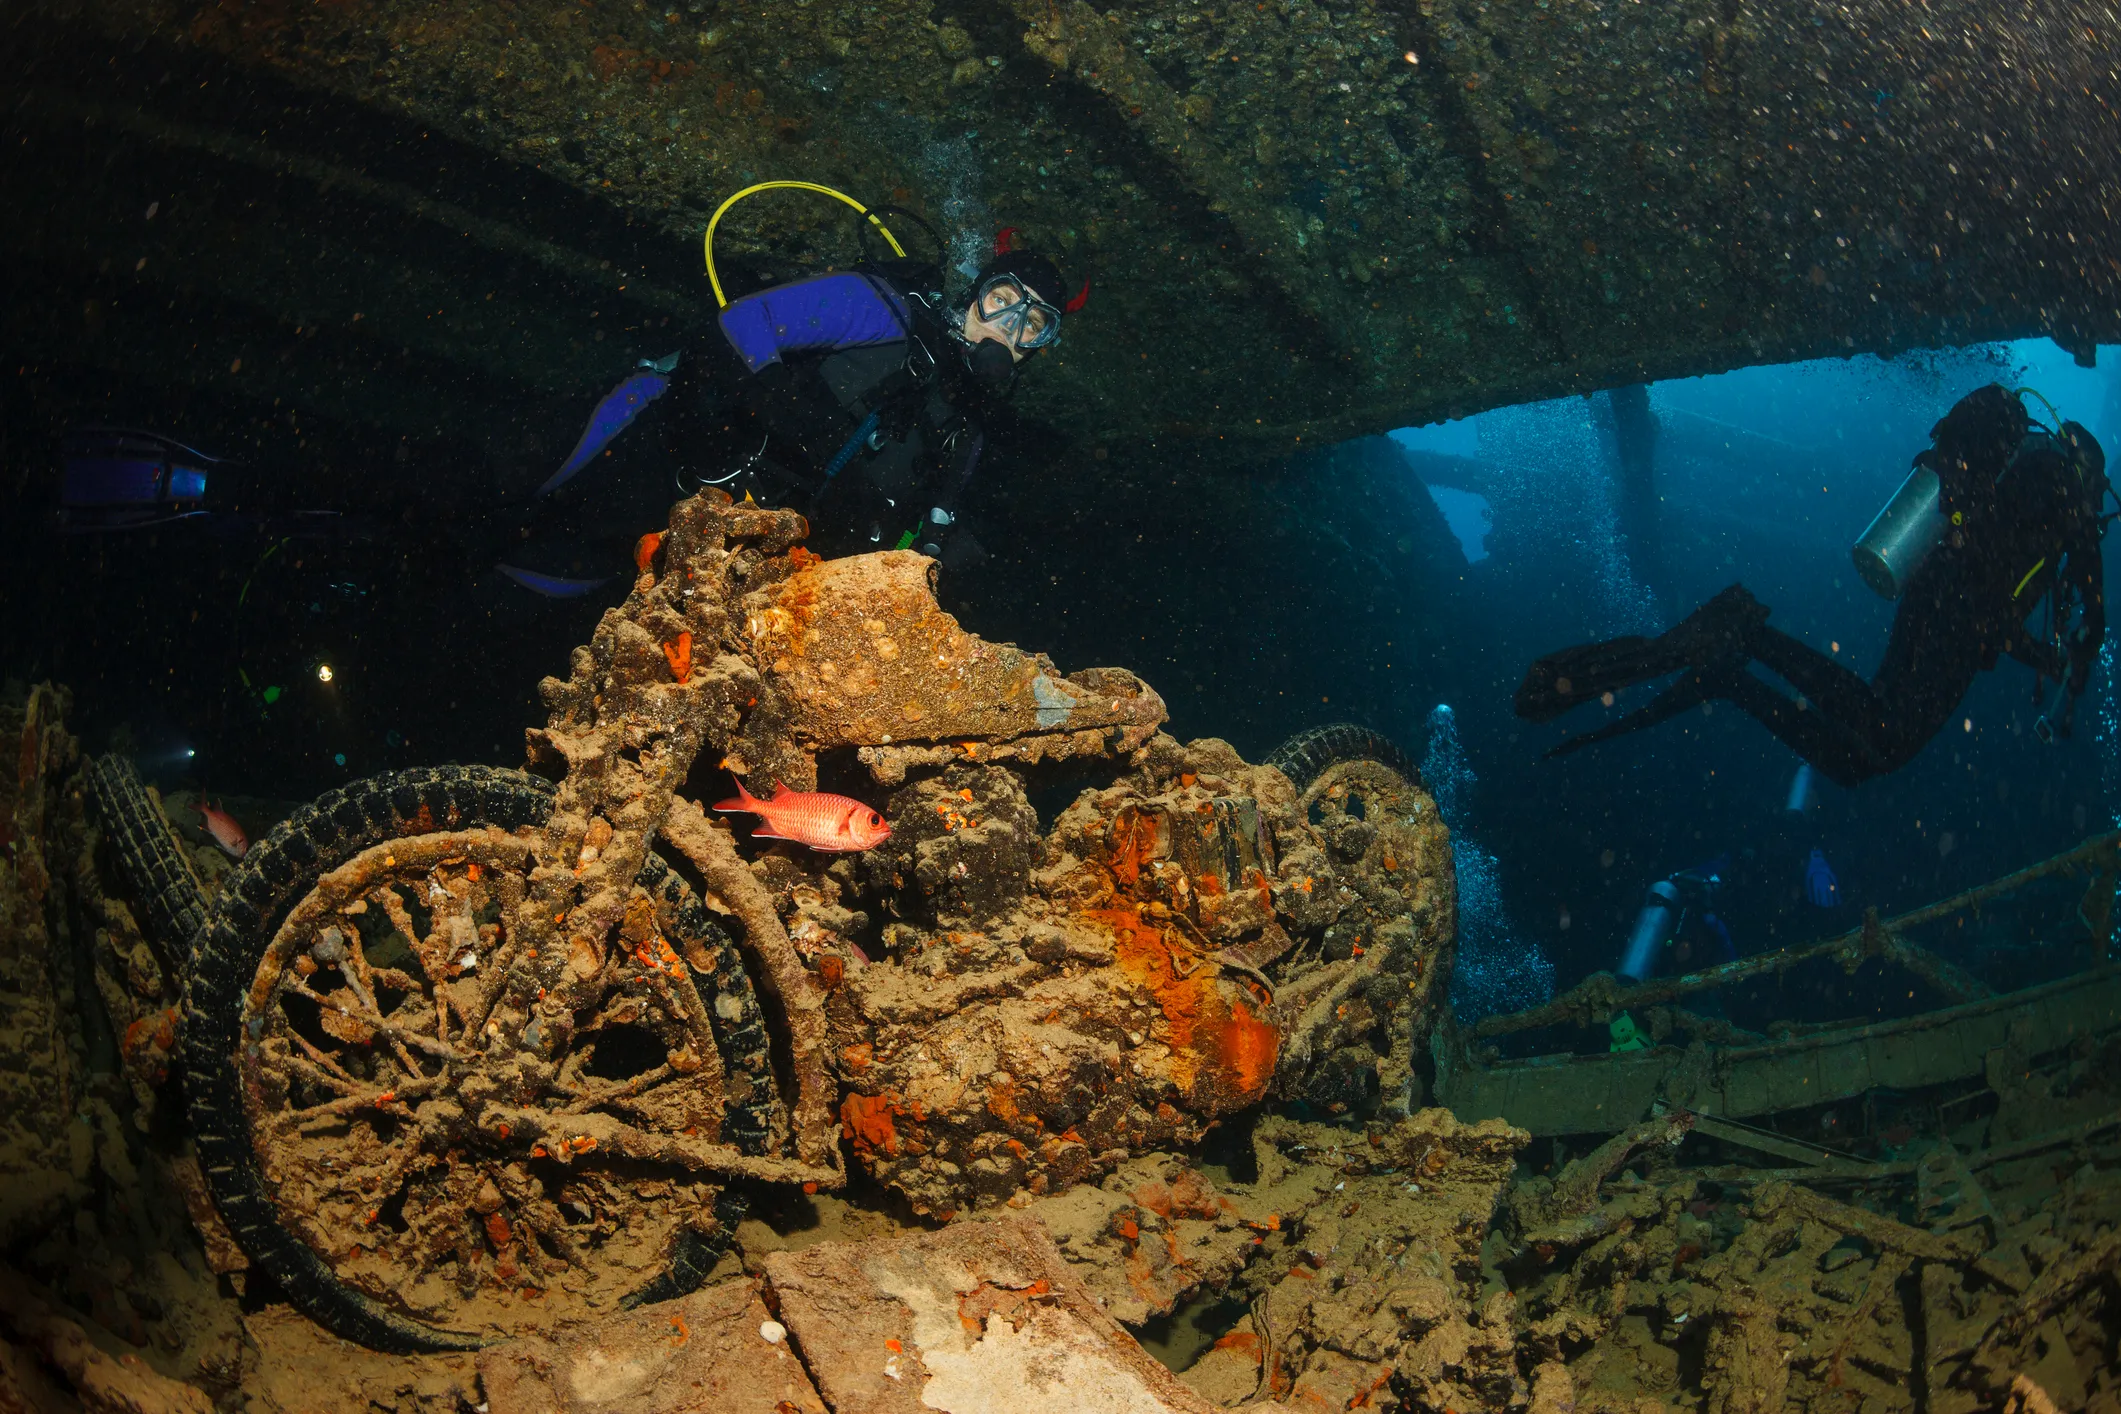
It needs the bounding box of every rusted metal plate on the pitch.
[743,551,1166,784]
[759,1217,1261,1414]
[1441,966,2121,1137]
[478,1278,823,1414]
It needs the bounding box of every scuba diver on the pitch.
[545,193,1086,567]
[1616,859,1737,983]
[1516,385,2111,787]
[1607,858,1736,1051]
[54,187,1086,584]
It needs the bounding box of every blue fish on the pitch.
[497,563,617,599]
[540,371,670,495]
[1804,848,1840,908]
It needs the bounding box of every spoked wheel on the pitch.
[182,766,780,1351]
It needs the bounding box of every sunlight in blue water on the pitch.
[1425,484,1492,563]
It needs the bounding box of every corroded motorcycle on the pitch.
[94,492,1454,1351]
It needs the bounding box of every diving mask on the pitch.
[972,274,1062,352]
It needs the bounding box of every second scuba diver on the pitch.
[543,214,1085,568]
[1515,384,2111,787]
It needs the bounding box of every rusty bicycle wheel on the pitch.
[182,765,780,1351]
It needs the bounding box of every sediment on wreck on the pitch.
[0,684,254,1414]
[393,494,1461,1223]
[0,683,87,1246]
[17,499,2121,1409]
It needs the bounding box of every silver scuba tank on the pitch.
[1616,879,1682,983]
[1850,465,1947,599]
[1784,761,1817,814]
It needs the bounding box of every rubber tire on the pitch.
[88,754,211,966]
[1264,723,1422,793]
[180,764,773,1352]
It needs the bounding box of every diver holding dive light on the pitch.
[1515,384,2112,787]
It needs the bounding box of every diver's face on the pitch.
[961,302,1033,363]
[960,277,1056,363]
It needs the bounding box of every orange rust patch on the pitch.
[120,1007,177,1059]
[662,631,693,684]
[787,545,822,570]
[1105,807,1160,893]
[985,1078,1026,1128]
[840,1042,873,1072]
[1131,1170,1225,1222]
[1089,902,1279,1112]
[816,955,845,990]
[634,933,684,977]
[957,1279,1050,1335]
[484,1212,511,1248]
[633,531,662,573]
[766,569,824,656]
[841,1092,901,1158]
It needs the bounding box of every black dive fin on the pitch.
[1545,666,1735,760]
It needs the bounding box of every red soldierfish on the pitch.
[713,779,891,853]
[198,801,249,858]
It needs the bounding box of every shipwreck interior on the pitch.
[3,0,2121,1411]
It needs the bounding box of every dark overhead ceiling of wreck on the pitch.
[3,0,2116,458]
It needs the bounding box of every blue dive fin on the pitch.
[497,563,617,598]
[539,371,671,495]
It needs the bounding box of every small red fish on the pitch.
[198,801,248,858]
[713,779,890,853]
